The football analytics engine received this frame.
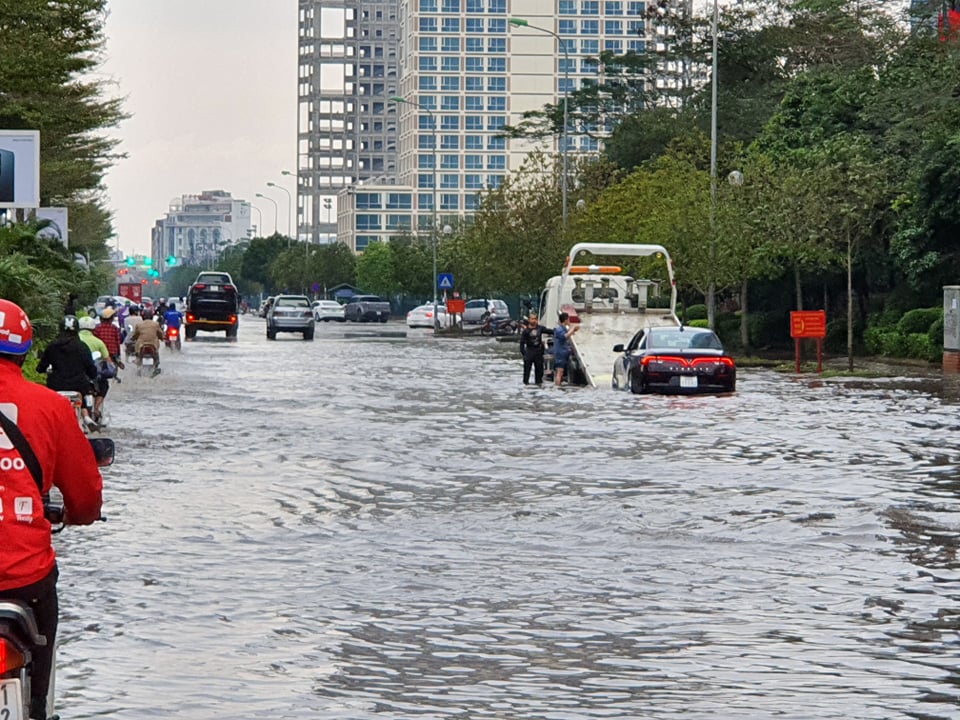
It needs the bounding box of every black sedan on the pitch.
[611,326,736,394]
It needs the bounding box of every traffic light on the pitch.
[166,255,177,266]
[143,256,153,266]
[125,256,135,267]
[148,268,159,278]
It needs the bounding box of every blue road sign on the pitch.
[438,273,454,290]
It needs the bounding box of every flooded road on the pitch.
[54,318,959,719]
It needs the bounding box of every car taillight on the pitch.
[642,355,689,367]
[691,357,735,368]
[186,314,196,323]
[0,637,26,673]
[192,284,206,290]
[225,285,236,292]
[229,315,237,323]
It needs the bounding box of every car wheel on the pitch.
[185,326,197,341]
[226,325,238,341]
[379,316,388,323]
[266,328,276,340]
[629,370,647,395]
[303,329,314,340]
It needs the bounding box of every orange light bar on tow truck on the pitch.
[567,265,622,274]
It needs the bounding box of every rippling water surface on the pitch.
[53,320,960,719]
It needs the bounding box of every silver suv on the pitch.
[463,298,510,325]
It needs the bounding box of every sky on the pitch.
[99,1,298,256]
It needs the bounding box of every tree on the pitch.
[355,242,396,296]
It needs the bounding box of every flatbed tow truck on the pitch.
[539,243,680,388]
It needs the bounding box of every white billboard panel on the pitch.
[36,207,68,247]
[0,130,40,209]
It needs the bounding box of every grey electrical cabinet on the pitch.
[944,286,960,351]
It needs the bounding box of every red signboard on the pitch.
[790,310,826,339]
[118,282,142,303]
[446,299,465,314]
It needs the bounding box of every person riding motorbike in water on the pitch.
[0,299,104,720]
[162,302,183,346]
[35,315,98,427]
[129,309,164,374]
[78,316,113,425]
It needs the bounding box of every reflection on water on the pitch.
[52,322,960,718]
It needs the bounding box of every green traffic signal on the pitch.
[125,256,135,266]
[166,255,177,266]
[144,256,153,266]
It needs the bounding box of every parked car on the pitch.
[463,298,510,325]
[312,299,345,322]
[611,325,736,395]
[266,295,315,340]
[406,303,450,329]
[344,294,391,323]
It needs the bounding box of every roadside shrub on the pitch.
[747,311,788,349]
[687,318,709,328]
[864,327,908,357]
[903,333,940,362]
[928,316,944,344]
[715,312,742,349]
[685,304,708,320]
[897,307,942,335]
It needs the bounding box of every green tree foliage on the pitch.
[240,235,288,292]
[355,242,396,295]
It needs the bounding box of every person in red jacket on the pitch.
[0,299,103,720]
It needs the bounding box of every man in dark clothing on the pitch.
[36,316,98,423]
[519,312,548,385]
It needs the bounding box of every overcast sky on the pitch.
[99,1,298,256]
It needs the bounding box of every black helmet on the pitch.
[62,315,79,333]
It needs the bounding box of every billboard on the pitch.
[36,207,68,247]
[0,130,40,209]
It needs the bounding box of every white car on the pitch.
[406,303,450,329]
[312,300,345,322]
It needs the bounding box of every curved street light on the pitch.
[280,170,298,242]
[509,17,570,233]
[250,205,263,237]
[391,95,441,330]
[266,181,293,243]
[254,193,278,236]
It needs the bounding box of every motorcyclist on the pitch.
[36,315,98,426]
[162,302,183,345]
[92,307,124,372]
[129,309,164,373]
[123,305,142,359]
[78,316,112,425]
[0,299,103,720]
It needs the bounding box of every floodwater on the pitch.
[53,319,959,719]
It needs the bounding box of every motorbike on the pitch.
[164,325,181,351]
[55,389,98,433]
[136,345,161,377]
[480,312,520,336]
[0,437,113,720]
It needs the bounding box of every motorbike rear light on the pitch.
[168,327,178,336]
[0,637,26,673]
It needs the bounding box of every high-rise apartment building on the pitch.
[298,0,660,251]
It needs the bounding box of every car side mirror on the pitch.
[88,438,115,467]
[613,344,625,353]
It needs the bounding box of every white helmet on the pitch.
[78,316,97,331]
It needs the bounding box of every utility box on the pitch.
[944,286,960,351]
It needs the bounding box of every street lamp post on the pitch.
[266,181,293,244]
[280,169,298,242]
[251,205,263,237]
[509,17,570,232]
[255,193,279,237]
[708,0,719,330]
[391,95,440,330]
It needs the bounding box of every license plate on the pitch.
[0,678,24,720]
[209,285,219,292]
[680,375,698,388]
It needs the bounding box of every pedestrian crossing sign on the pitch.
[438,273,454,290]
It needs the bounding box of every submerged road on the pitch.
[53,318,959,719]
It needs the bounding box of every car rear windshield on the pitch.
[648,329,722,350]
[198,274,231,284]
[277,297,309,308]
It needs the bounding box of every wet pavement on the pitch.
[53,318,960,719]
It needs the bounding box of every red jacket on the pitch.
[0,359,103,590]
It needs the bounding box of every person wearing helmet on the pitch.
[92,307,124,373]
[129,309,164,374]
[36,316,99,419]
[78,317,112,424]
[0,299,103,720]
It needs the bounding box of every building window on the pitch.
[487,136,506,150]
[605,39,623,52]
[465,174,483,189]
[487,175,504,189]
[465,116,483,130]
[466,57,483,72]
[418,154,436,170]
[441,174,459,189]
[560,19,576,34]
[580,39,599,54]
[387,193,413,210]
[559,0,576,13]
[465,194,480,210]
[627,38,644,52]
[419,37,438,52]
[441,154,459,168]
[487,77,506,92]
[559,78,576,94]
[605,0,623,14]
[466,37,483,52]
[466,18,483,32]
[417,95,437,110]
[488,38,506,53]
[487,57,506,72]
[465,154,483,169]
[441,17,460,31]
[418,174,435,189]
[419,76,437,91]
[418,134,436,149]
[420,0,438,10]
[465,96,483,111]
[440,116,460,130]
[486,117,506,132]
[419,115,437,131]
[487,96,506,111]
[356,193,382,209]
[486,155,506,170]
[442,37,459,52]
[465,135,483,149]
[627,20,643,34]
[355,236,378,252]
[466,0,483,11]
[581,20,599,34]
[605,20,623,34]
[356,214,382,230]
[488,18,506,32]
[419,56,437,72]
[581,58,599,73]
[386,214,412,230]
[440,194,460,210]
[441,136,460,150]
[419,17,438,31]
[626,1,642,14]
[441,76,460,91]
[441,57,460,72]
[582,0,599,14]
[441,0,459,11]
[418,193,434,210]
[487,0,506,12]
[559,57,576,74]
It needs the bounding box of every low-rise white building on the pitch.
[151,190,252,272]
